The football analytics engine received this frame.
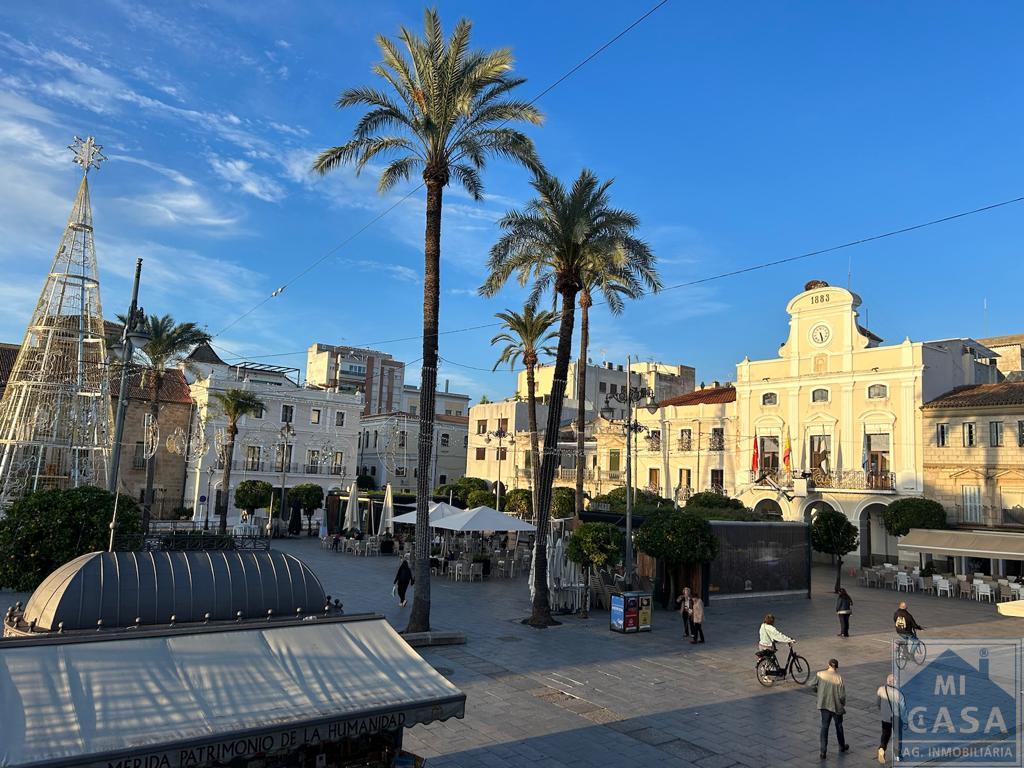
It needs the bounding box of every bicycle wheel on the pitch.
[894,645,908,670]
[912,640,927,665]
[789,654,811,685]
[756,658,776,687]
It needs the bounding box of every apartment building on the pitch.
[306,343,405,416]
[184,345,362,527]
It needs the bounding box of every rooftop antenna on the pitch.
[847,252,852,290]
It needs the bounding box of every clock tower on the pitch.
[778,280,881,370]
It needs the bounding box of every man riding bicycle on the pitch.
[893,601,923,639]
[758,614,795,669]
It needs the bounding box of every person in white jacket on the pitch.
[758,614,795,651]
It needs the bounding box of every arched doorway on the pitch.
[802,499,836,524]
[859,502,891,566]
[754,498,784,519]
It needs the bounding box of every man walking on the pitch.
[877,673,904,763]
[812,658,850,759]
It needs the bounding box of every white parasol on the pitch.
[391,501,463,526]
[344,483,360,531]
[429,506,536,533]
[378,484,395,536]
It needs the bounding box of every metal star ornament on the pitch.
[69,135,106,174]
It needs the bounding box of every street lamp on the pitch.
[204,465,217,531]
[599,356,658,587]
[484,426,514,511]
[277,423,296,534]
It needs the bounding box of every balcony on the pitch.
[329,465,346,476]
[676,439,692,452]
[954,505,1024,528]
[749,468,896,492]
[644,436,661,452]
[304,464,321,475]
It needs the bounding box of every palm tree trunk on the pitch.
[574,294,590,518]
[526,363,541,524]
[407,177,443,634]
[530,291,577,627]
[219,424,236,534]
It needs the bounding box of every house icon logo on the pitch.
[895,641,1021,767]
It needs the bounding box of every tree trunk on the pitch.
[142,376,161,531]
[581,562,591,619]
[574,293,590,518]
[530,291,577,627]
[219,423,236,534]
[407,177,444,634]
[834,556,843,594]
[526,363,541,525]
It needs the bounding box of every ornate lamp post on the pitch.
[277,423,296,531]
[599,356,658,587]
[484,426,514,511]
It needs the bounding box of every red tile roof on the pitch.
[923,381,1024,409]
[113,368,193,405]
[658,386,736,408]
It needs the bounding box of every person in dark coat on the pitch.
[394,560,414,607]
[835,587,853,638]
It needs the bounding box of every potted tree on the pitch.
[635,509,719,608]
[290,483,325,537]
[234,480,274,528]
[810,506,859,593]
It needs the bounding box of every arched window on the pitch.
[868,384,887,399]
[811,388,829,403]
[762,392,778,406]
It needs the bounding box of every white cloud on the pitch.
[210,156,285,203]
[117,189,241,230]
[269,121,309,139]
[109,155,195,187]
[275,39,291,49]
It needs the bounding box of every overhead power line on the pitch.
[212,0,670,339]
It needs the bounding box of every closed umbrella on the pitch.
[344,483,360,531]
[379,484,395,536]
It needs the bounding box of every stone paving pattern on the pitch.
[273,541,1023,767]
[5,541,1020,766]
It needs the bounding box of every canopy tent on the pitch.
[0,615,464,768]
[392,501,462,526]
[898,528,1024,560]
[378,483,395,536]
[344,483,360,531]
[431,506,536,533]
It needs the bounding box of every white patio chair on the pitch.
[469,562,484,582]
[976,583,994,603]
[895,573,911,592]
[936,579,953,598]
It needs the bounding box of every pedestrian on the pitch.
[812,658,850,759]
[689,593,705,644]
[835,587,853,638]
[877,673,904,763]
[330,533,341,552]
[675,587,694,638]
[393,559,414,607]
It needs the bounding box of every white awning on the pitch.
[898,528,1024,560]
[0,616,464,768]
[432,506,536,532]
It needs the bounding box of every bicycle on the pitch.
[894,631,927,669]
[756,642,810,687]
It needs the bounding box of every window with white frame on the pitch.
[963,422,977,447]
[811,388,829,403]
[476,419,487,434]
[936,423,948,447]
[335,411,345,427]
[474,447,486,461]
[398,430,406,448]
[281,404,294,423]
[709,427,724,451]
[395,466,407,477]
[310,408,321,425]
[867,384,887,399]
[440,433,450,448]
[762,392,778,406]
[253,405,264,419]
[961,485,982,523]
[678,428,692,450]
[990,421,1003,447]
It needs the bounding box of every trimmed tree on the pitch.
[552,487,576,520]
[634,509,719,606]
[234,480,273,520]
[504,488,532,520]
[566,522,623,618]
[291,483,325,536]
[882,497,948,537]
[685,491,746,511]
[356,473,377,491]
[810,506,859,593]
[467,489,497,509]
[0,486,143,592]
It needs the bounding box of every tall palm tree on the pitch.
[481,169,655,626]
[490,307,558,521]
[574,251,661,516]
[123,314,210,530]
[312,8,542,633]
[211,388,265,534]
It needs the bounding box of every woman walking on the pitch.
[689,593,705,644]
[835,587,853,637]
[394,559,414,608]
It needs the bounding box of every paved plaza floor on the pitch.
[273,539,1024,767]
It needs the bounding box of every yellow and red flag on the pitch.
[751,434,759,471]
[783,430,792,471]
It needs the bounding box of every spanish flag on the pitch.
[751,434,759,471]
[783,430,792,471]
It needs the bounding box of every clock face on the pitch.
[810,323,832,345]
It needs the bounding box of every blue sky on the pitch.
[1,1,1022,401]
